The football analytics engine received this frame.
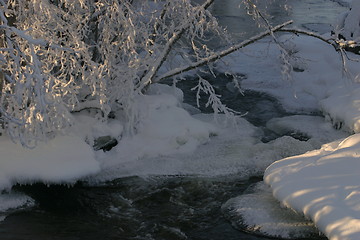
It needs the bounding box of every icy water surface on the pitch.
[2,176,326,240]
[0,1,349,240]
[211,0,348,39]
[174,71,290,127]
[1,177,263,240]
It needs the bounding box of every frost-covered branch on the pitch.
[155,20,293,82]
[279,28,338,49]
[136,0,216,92]
[192,75,241,118]
[0,0,235,145]
[2,0,348,148]
[0,0,103,147]
[276,27,359,78]
[242,0,293,80]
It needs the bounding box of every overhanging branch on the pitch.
[136,0,215,92]
[278,28,338,49]
[154,20,293,82]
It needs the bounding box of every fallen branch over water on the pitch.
[154,20,294,82]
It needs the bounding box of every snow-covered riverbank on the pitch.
[263,3,360,239]
[1,1,360,239]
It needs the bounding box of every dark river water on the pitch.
[0,1,348,240]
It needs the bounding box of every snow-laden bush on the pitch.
[0,0,340,148]
[0,0,232,147]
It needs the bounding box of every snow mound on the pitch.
[265,133,360,240]
[89,113,321,183]
[97,93,217,171]
[222,182,323,239]
[320,85,360,133]
[267,115,349,147]
[0,135,100,190]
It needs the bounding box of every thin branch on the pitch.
[136,0,215,92]
[278,28,338,50]
[277,28,358,79]
[154,20,293,82]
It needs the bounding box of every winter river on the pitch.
[0,1,351,239]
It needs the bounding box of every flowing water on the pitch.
[0,1,349,240]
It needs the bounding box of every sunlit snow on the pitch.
[263,2,360,239]
[222,182,323,239]
[265,134,360,240]
[0,135,100,190]
[0,1,360,239]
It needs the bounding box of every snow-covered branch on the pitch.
[279,28,337,49]
[155,20,293,82]
[192,75,241,119]
[136,0,216,92]
[0,0,233,145]
[2,0,350,148]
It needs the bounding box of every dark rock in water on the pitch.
[93,136,118,151]
[107,111,116,119]
[292,67,305,73]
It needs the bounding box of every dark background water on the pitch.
[3,177,275,240]
[0,1,348,240]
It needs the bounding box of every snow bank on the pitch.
[222,182,322,239]
[264,134,360,240]
[0,83,214,189]
[320,83,360,133]
[220,28,360,131]
[0,132,101,218]
[89,111,345,183]
[0,4,358,239]
[97,86,217,171]
[266,115,348,147]
[216,6,360,239]
[259,27,360,240]
[218,35,340,113]
[0,135,100,190]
